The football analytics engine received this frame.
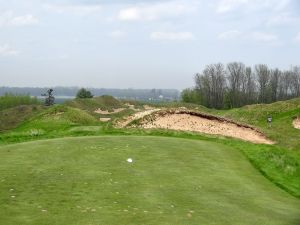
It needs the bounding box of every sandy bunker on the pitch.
[95,108,125,115]
[117,108,161,127]
[293,117,300,129]
[137,110,274,145]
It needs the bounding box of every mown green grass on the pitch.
[0,98,300,199]
[0,97,299,203]
[0,136,299,225]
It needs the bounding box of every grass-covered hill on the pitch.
[0,94,299,224]
[0,94,42,132]
[0,105,100,143]
[0,105,42,132]
[215,97,300,150]
[205,99,300,198]
[65,95,139,120]
[65,95,124,112]
[0,95,134,134]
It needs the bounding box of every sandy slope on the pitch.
[139,111,274,144]
[95,108,125,115]
[293,118,300,129]
[117,108,161,127]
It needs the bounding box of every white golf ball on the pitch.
[127,158,133,163]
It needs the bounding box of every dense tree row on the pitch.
[182,63,300,109]
[0,87,180,101]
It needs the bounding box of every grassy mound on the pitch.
[0,105,99,142]
[19,105,98,132]
[215,98,300,150]
[217,97,300,124]
[0,136,299,225]
[65,95,124,112]
[64,95,134,121]
[0,105,43,132]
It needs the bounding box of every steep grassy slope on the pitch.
[216,98,300,150]
[199,98,300,198]
[0,105,99,143]
[0,95,42,132]
[0,105,43,132]
[65,95,135,120]
[0,136,299,225]
[65,95,124,112]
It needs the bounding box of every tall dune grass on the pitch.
[0,93,40,111]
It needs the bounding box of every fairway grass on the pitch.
[0,136,299,225]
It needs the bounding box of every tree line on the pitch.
[182,62,300,109]
[0,87,180,101]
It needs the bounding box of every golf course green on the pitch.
[0,136,299,225]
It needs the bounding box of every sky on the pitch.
[0,0,300,89]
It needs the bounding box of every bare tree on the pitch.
[185,63,300,109]
[227,62,246,107]
[270,69,281,102]
[278,71,293,100]
[291,66,300,97]
[195,63,226,109]
[255,64,270,103]
[244,67,256,105]
[195,73,209,106]
[206,63,226,109]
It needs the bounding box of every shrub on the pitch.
[76,88,93,99]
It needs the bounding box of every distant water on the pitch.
[34,96,75,103]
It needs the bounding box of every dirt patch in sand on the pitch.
[100,118,111,122]
[125,103,140,111]
[135,109,274,145]
[116,108,161,128]
[143,105,156,110]
[95,108,125,115]
[293,117,300,129]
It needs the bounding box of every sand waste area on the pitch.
[131,109,274,144]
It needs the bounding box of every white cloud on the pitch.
[251,32,278,42]
[216,0,248,13]
[150,31,195,41]
[218,30,242,40]
[119,7,140,21]
[273,0,290,11]
[0,44,19,56]
[218,30,280,44]
[216,0,291,14]
[0,11,38,27]
[266,12,294,26]
[44,4,102,15]
[118,1,196,21]
[58,54,69,60]
[108,30,127,39]
[10,14,39,26]
[295,33,300,42]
